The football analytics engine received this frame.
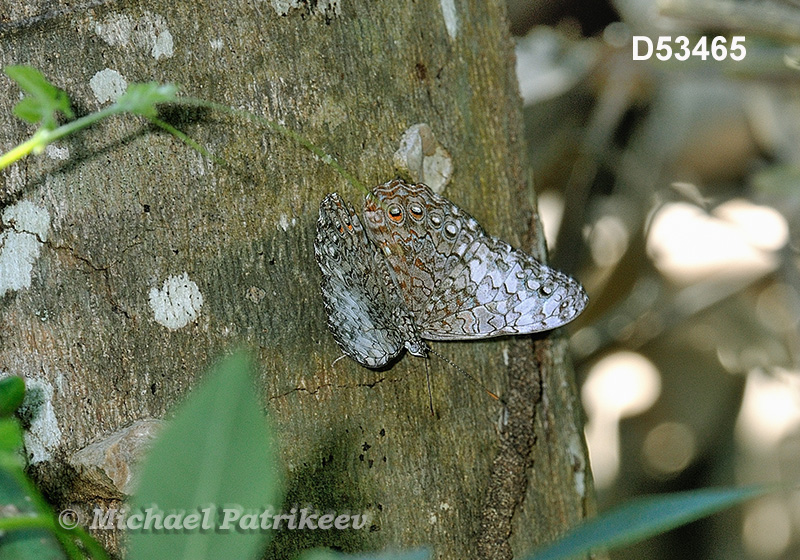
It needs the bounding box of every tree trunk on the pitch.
[0,1,593,558]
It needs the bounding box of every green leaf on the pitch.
[0,469,66,559]
[128,351,282,560]
[4,65,73,128]
[298,548,431,560]
[115,82,179,118]
[0,376,26,417]
[0,417,24,456]
[527,486,771,560]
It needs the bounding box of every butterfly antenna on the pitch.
[424,358,435,415]
[428,348,506,406]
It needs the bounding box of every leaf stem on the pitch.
[178,96,370,197]
[0,106,119,171]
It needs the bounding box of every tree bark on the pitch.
[0,1,593,558]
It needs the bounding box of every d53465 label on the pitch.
[633,36,746,61]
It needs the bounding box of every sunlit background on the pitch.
[510,1,800,558]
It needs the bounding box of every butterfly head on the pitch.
[405,339,428,358]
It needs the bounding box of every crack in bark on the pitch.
[45,240,108,272]
[477,338,548,560]
[43,240,139,320]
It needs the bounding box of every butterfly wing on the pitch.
[315,193,414,368]
[363,180,587,340]
[420,235,588,339]
[363,180,485,316]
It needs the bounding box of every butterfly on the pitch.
[314,179,587,368]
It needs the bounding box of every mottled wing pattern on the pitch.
[314,193,422,368]
[363,180,588,340]
[363,180,484,316]
[421,235,588,339]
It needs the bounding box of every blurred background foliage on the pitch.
[508,1,800,559]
